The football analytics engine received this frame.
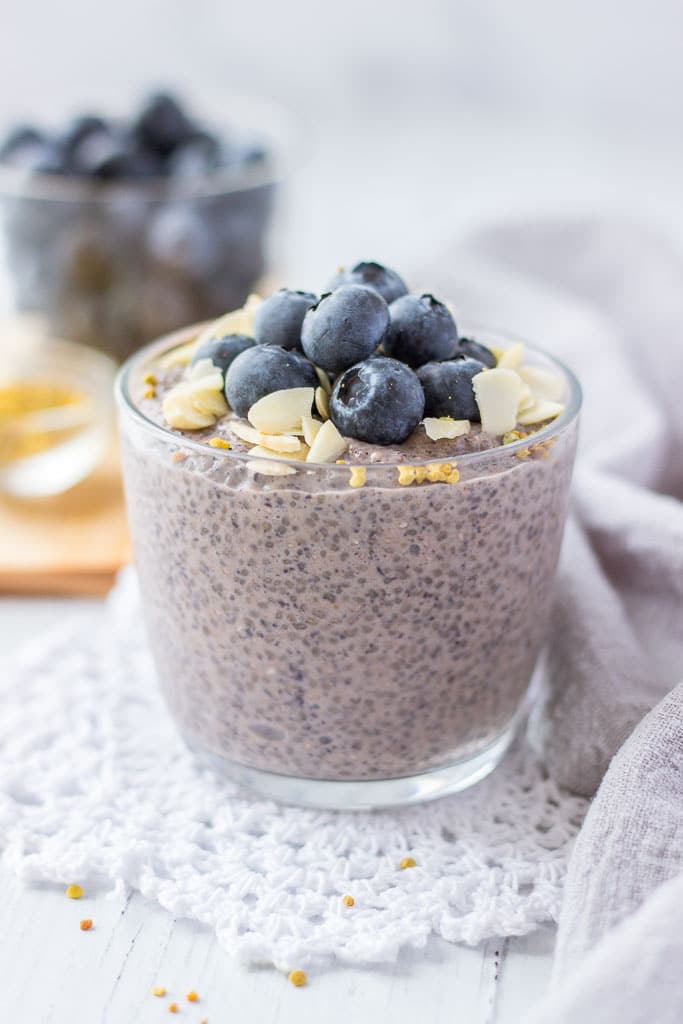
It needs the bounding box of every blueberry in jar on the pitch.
[327,261,408,304]
[301,285,389,375]
[329,356,424,445]
[191,334,255,378]
[384,293,458,367]
[455,337,497,369]
[224,345,318,417]
[417,357,486,421]
[253,289,317,350]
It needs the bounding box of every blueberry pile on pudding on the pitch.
[140,259,566,470]
[118,258,578,792]
[0,92,274,361]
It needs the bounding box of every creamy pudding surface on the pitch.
[117,265,580,800]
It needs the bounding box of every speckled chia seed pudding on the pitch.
[116,259,580,806]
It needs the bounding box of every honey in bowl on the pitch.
[0,381,90,465]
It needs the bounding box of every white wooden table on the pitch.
[0,596,555,1024]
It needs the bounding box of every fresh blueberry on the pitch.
[253,289,317,350]
[0,125,44,163]
[455,337,497,369]
[417,357,486,421]
[90,138,163,180]
[192,334,255,377]
[384,293,458,367]
[60,115,109,170]
[301,285,389,375]
[329,357,424,445]
[133,92,195,156]
[327,261,407,304]
[168,131,222,178]
[224,345,318,417]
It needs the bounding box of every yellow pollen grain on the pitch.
[400,856,417,870]
[152,987,167,997]
[168,1002,178,1013]
[143,372,157,385]
[502,430,524,445]
[348,467,366,489]
[208,436,231,449]
[186,991,199,1003]
[79,919,93,931]
[65,884,83,899]
[143,386,156,399]
[342,895,355,907]
[288,969,307,987]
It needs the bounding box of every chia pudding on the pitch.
[116,263,580,806]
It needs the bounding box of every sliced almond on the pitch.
[301,414,323,447]
[518,366,565,403]
[162,371,228,429]
[306,419,348,464]
[247,457,297,477]
[315,365,333,394]
[315,385,330,420]
[472,368,523,435]
[188,357,216,380]
[497,342,525,369]
[517,399,565,425]
[422,417,471,441]
[247,387,315,434]
[228,419,302,453]
[249,443,310,462]
[517,379,534,413]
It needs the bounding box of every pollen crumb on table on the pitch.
[342,894,355,907]
[168,1002,179,1013]
[79,919,93,931]
[65,884,83,899]
[399,856,417,869]
[152,987,167,997]
[186,991,199,1002]
[288,969,307,987]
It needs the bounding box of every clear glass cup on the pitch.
[0,98,286,363]
[116,324,581,809]
[0,316,116,497]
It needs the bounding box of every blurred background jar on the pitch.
[0,91,285,364]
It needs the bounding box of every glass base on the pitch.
[185,718,520,810]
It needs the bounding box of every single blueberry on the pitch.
[224,345,318,417]
[133,92,195,156]
[253,289,317,350]
[455,337,497,369]
[60,115,110,171]
[0,125,44,163]
[90,137,163,180]
[192,334,255,378]
[168,131,222,178]
[417,357,486,421]
[329,357,424,445]
[384,293,458,367]
[327,261,407,304]
[301,285,389,375]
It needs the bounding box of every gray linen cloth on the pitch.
[425,219,683,1020]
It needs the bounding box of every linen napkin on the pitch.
[427,218,683,1021]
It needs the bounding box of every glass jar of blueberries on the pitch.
[0,92,282,361]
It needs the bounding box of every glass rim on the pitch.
[115,321,583,473]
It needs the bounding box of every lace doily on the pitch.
[0,571,587,970]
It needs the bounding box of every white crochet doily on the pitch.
[0,571,587,970]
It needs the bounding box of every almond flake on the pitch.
[188,357,217,380]
[517,379,534,413]
[315,386,330,420]
[247,457,296,477]
[422,417,471,441]
[228,420,302,452]
[315,365,333,394]
[247,387,314,433]
[517,399,565,425]
[472,368,523,435]
[249,443,309,462]
[497,342,525,369]
[301,415,322,447]
[306,419,348,463]
[518,366,565,403]
[162,371,228,429]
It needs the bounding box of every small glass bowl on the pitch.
[0,316,116,497]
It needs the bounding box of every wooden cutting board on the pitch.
[0,446,130,596]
